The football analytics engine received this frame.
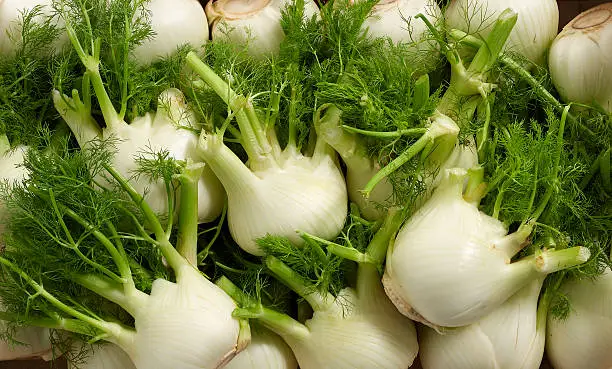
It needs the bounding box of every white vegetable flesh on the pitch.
[198,133,347,255]
[53,88,225,223]
[224,327,297,369]
[382,168,590,329]
[362,0,441,45]
[132,0,209,65]
[420,278,546,369]
[112,265,240,369]
[445,0,559,65]
[548,3,612,113]
[206,0,320,58]
[546,268,612,369]
[265,265,418,369]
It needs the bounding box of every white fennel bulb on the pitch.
[188,52,348,255]
[224,326,297,369]
[382,168,590,329]
[548,3,612,113]
[0,0,67,56]
[546,268,612,369]
[198,133,347,255]
[0,157,249,369]
[288,284,417,369]
[220,212,419,369]
[363,0,441,45]
[220,263,418,369]
[206,0,320,58]
[68,342,136,369]
[445,0,558,64]
[53,87,225,223]
[132,0,209,65]
[118,265,240,369]
[420,278,547,369]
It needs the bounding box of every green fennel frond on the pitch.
[0,6,63,146]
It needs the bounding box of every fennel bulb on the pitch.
[0,153,245,369]
[445,0,558,65]
[220,263,418,369]
[548,3,612,113]
[198,132,347,255]
[68,342,136,369]
[382,168,590,329]
[220,210,419,369]
[120,265,240,369]
[53,87,225,224]
[420,278,547,369]
[546,268,612,369]
[188,53,348,255]
[224,326,297,369]
[206,0,319,58]
[362,0,441,45]
[132,0,209,65]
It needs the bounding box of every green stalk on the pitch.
[60,206,131,283]
[164,180,175,240]
[0,312,97,336]
[216,277,310,341]
[73,274,147,316]
[413,74,430,110]
[176,164,204,266]
[363,134,431,197]
[467,9,517,74]
[436,11,516,128]
[104,165,188,272]
[198,133,258,197]
[298,232,374,264]
[533,247,591,274]
[118,12,130,121]
[363,113,459,197]
[341,126,428,138]
[185,52,271,164]
[65,22,121,130]
[0,258,126,338]
[364,209,406,266]
[529,105,569,221]
[197,203,227,264]
[287,86,298,150]
[265,256,332,312]
[354,209,406,298]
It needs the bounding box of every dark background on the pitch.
[0,0,605,368]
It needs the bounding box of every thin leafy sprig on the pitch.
[0,137,197,351]
[0,6,63,147]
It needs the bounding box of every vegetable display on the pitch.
[0,0,609,369]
